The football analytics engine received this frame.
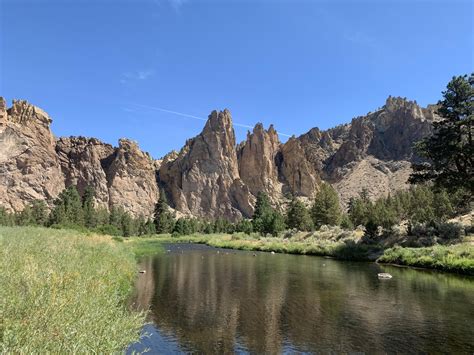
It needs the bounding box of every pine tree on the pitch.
[433,189,454,221]
[31,200,48,226]
[252,192,273,235]
[348,197,369,227]
[409,185,435,223]
[340,213,354,230]
[154,190,175,234]
[0,207,14,226]
[311,183,342,228]
[120,212,134,237]
[16,206,34,226]
[173,218,192,236]
[235,219,253,234]
[49,186,84,226]
[82,186,97,228]
[286,198,313,231]
[410,74,473,193]
[269,211,286,236]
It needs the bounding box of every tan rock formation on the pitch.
[238,123,282,201]
[107,139,159,217]
[278,137,321,197]
[0,96,437,218]
[56,137,115,208]
[159,109,252,220]
[0,99,65,211]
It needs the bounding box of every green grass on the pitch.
[378,243,474,275]
[0,226,145,353]
[128,233,473,274]
[128,233,377,261]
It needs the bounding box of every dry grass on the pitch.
[0,226,145,353]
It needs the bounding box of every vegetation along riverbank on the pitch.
[0,226,144,353]
[125,228,474,275]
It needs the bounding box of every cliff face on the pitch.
[0,98,159,217]
[0,96,436,218]
[0,99,65,211]
[238,124,282,202]
[159,110,253,220]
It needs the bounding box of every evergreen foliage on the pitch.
[82,186,97,228]
[252,192,286,236]
[154,190,175,234]
[48,185,84,227]
[286,198,313,231]
[311,183,342,228]
[410,74,473,194]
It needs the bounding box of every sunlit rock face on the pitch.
[0,98,65,211]
[322,97,435,204]
[0,96,435,217]
[159,109,252,220]
[106,139,159,217]
[238,123,283,202]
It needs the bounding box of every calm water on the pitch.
[128,244,474,354]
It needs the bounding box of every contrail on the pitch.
[129,103,292,137]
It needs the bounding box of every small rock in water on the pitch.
[378,273,392,279]
[253,253,257,257]
[271,251,275,255]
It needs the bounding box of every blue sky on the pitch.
[1,0,472,158]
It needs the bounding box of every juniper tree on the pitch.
[311,183,342,228]
[286,198,313,231]
[82,186,97,228]
[410,74,473,194]
[154,189,175,234]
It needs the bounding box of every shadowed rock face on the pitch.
[0,96,436,218]
[56,137,114,208]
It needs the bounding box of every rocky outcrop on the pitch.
[159,109,252,220]
[0,99,65,211]
[0,98,159,217]
[0,96,436,218]
[238,123,282,201]
[56,137,114,208]
[277,137,321,197]
[322,97,435,204]
[106,139,159,217]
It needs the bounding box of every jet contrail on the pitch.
[129,103,292,137]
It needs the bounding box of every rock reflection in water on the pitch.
[130,244,474,353]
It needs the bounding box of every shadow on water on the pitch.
[127,243,474,353]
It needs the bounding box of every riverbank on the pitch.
[0,226,144,353]
[126,232,474,275]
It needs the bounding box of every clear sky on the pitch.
[1,0,472,158]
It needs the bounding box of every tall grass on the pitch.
[129,233,377,261]
[378,243,474,275]
[0,226,145,353]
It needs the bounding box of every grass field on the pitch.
[0,227,144,353]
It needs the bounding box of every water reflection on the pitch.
[129,244,474,353]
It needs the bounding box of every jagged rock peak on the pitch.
[6,99,52,127]
[204,109,233,133]
[0,97,7,127]
[238,122,282,199]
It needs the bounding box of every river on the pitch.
[127,243,474,353]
